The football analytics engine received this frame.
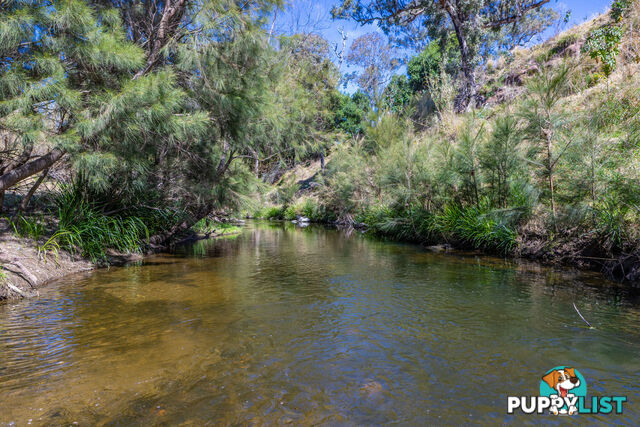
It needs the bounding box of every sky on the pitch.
[271,0,613,93]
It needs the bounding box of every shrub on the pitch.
[432,204,518,254]
[54,186,151,262]
[365,206,436,242]
[254,205,285,220]
[284,204,298,221]
[301,198,333,222]
[594,196,629,252]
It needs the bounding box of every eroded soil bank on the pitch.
[0,222,241,301]
[0,231,94,300]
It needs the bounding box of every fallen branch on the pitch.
[5,282,27,297]
[573,302,594,329]
[10,260,38,287]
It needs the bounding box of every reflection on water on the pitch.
[1,221,639,425]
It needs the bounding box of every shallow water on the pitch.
[1,221,639,425]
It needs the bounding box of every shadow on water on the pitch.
[1,220,639,425]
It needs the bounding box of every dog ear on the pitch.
[565,367,576,377]
[542,370,559,389]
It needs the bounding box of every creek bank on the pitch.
[0,232,93,300]
[0,221,244,302]
[296,218,640,285]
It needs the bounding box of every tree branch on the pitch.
[0,149,65,192]
[484,0,551,29]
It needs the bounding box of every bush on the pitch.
[284,204,298,221]
[54,186,158,262]
[192,218,241,235]
[301,197,334,222]
[594,196,630,252]
[254,205,285,220]
[432,204,518,254]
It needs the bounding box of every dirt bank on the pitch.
[0,223,243,302]
[0,232,94,300]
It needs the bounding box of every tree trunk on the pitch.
[18,168,48,212]
[471,169,480,207]
[133,0,189,79]
[0,149,64,193]
[215,140,235,179]
[250,148,259,175]
[442,1,476,112]
[546,129,557,232]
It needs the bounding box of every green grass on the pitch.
[5,188,183,264]
[432,204,518,254]
[253,205,285,220]
[57,211,149,262]
[53,186,160,263]
[253,198,333,222]
[192,218,242,235]
[9,215,46,241]
[359,203,518,254]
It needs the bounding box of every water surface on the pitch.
[1,221,639,425]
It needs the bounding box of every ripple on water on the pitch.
[1,222,640,425]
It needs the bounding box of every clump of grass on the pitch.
[594,196,630,252]
[9,215,46,241]
[7,215,62,263]
[54,186,151,262]
[359,205,437,243]
[432,204,518,254]
[359,203,518,254]
[253,205,285,220]
[37,230,69,264]
[192,218,241,235]
[58,211,149,262]
[254,198,333,223]
[283,204,297,221]
[300,198,334,222]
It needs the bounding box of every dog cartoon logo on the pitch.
[540,366,587,415]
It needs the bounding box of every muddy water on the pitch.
[1,221,639,425]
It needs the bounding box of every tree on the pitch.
[333,0,556,111]
[582,0,633,79]
[0,0,147,206]
[273,33,340,171]
[453,117,485,206]
[480,115,522,208]
[521,65,573,231]
[90,0,282,77]
[345,32,400,106]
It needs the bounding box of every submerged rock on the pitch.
[360,380,383,397]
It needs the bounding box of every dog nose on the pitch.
[570,377,579,384]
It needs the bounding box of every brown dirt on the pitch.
[0,231,93,300]
[0,221,241,301]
